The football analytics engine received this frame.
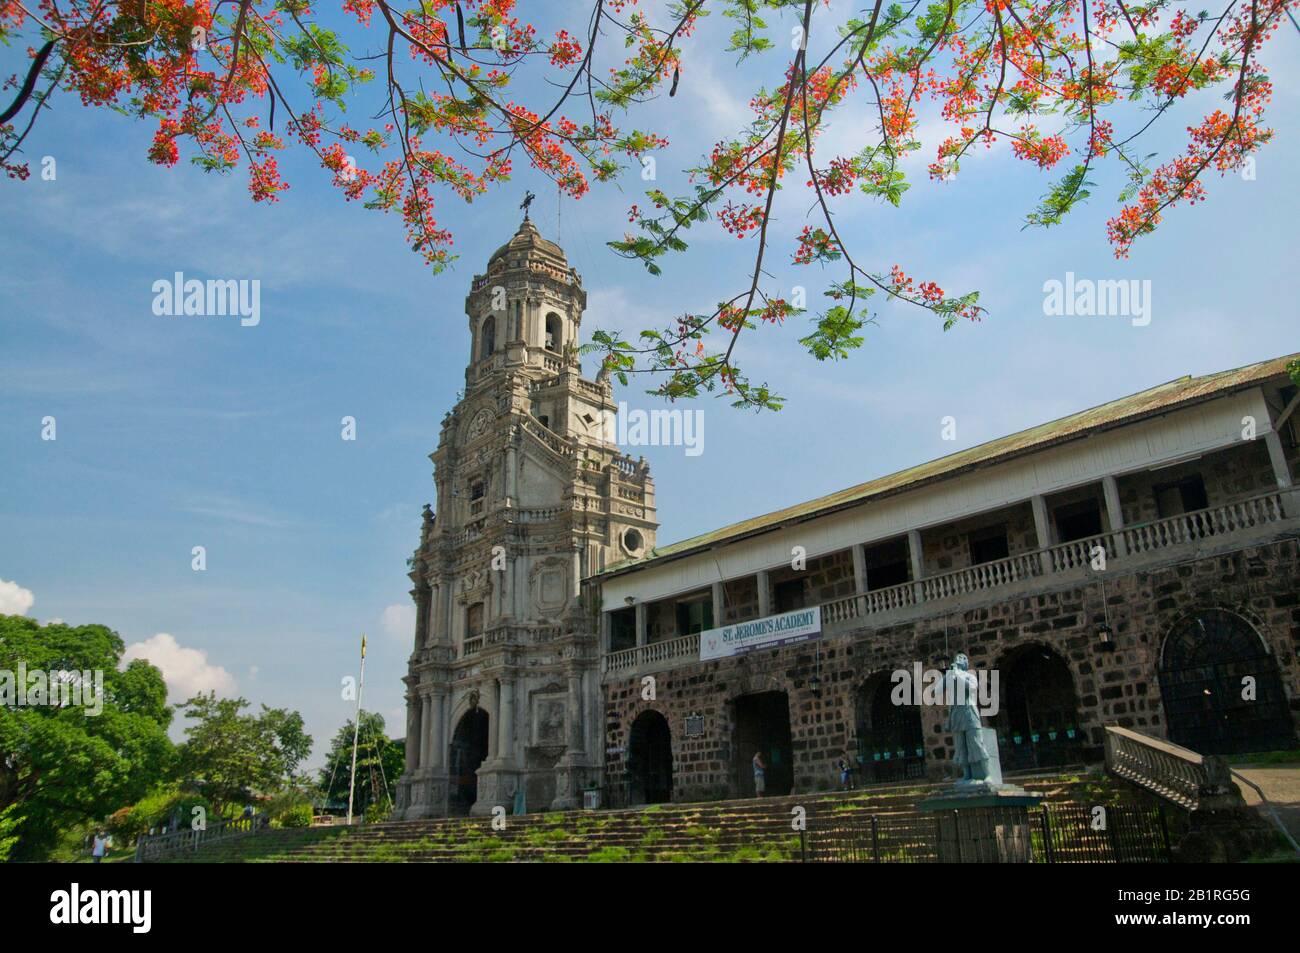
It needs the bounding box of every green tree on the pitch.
[318,711,404,816]
[0,614,174,861]
[177,693,312,815]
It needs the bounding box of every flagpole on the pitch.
[346,633,367,826]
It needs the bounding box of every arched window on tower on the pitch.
[480,315,496,360]
[545,312,562,352]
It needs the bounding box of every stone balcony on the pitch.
[601,491,1294,681]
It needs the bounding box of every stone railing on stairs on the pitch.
[1103,725,1243,812]
[135,813,270,863]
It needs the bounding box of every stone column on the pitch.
[426,583,440,645]
[527,298,540,347]
[438,574,453,645]
[405,696,420,771]
[505,444,518,502]
[488,680,500,760]
[413,588,427,653]
[635,601,647,647]
[711,580,725,627]
[567,672,585,755]
[419,694,433,769]
[501,555,515,621]
[908,529,925,603]
[756,570,771,618]
[513,555,525,620]
[1031,495,1053,574]
[430,693,446,769]
[498,677,515,764]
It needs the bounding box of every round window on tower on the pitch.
[622,528,644,556]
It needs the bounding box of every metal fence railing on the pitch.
[801,804,1172,863]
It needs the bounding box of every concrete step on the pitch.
[161,769,1143,863]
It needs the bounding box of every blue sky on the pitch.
[2,3,1297,768]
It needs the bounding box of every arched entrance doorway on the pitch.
[733,691,793,796]
[627,710,673,805]
[995,645,1085,771]
[448,707,490,814]
[1158,609,1295,755]
[855,673,925,783]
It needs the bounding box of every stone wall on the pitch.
[920,501,1038,575]
[722,576,759,623]
[1117,441,1276,526]
[602,537,1300,803]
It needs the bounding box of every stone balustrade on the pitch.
[603,633,699,676]
[602,492,1290,679]
[135,813,269,862]
[1103,725,1241,811]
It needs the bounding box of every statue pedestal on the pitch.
[919,730,1044,862]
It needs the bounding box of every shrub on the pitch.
[110,786,213,841]
[265,788,314,828]
[364,796,393,824]
[278,803,313,828]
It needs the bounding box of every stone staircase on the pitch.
[158,768,1156,863]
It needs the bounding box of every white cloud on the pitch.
[0,579,35,616]
[121,633,236,702]
[381,603,416,642]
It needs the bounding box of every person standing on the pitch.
[837,756,855,791]
[752,750,767,797]
[91,830,110,864]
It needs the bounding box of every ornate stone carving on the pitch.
[529,555,570,614]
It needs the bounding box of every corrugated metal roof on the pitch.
[598,352,1298,578]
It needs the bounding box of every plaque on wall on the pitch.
[685,715,705,738]
[532,692,567,746]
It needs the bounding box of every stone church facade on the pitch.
[394,219,657,819]
[397,219,1300,817]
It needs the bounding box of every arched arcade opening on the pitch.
[994,644,1086,771]
[1158,609,1295,755]
[627,710,673,805]
[855,672,925,783]
[733,691,793,797]
[448,707,490,814]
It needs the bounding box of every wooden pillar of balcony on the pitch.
[1102,474,1128,557]
[711,581,725,627]
[908,529,924,603]
[756,570,772,618]
[1031,495,1053,574]
[852,544,869,617]
[635,601,647,647]
[1264,428,1297,517]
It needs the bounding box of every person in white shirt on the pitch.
[91,830,110,863]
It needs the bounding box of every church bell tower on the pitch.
[395,214,658,818]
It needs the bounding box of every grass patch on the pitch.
[1228,750,1300,766]
[588,846,632,863]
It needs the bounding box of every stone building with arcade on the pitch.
[593,354,1300,805]
[395,218,1299,816]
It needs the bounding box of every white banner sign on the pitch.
[699,606,822,661]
